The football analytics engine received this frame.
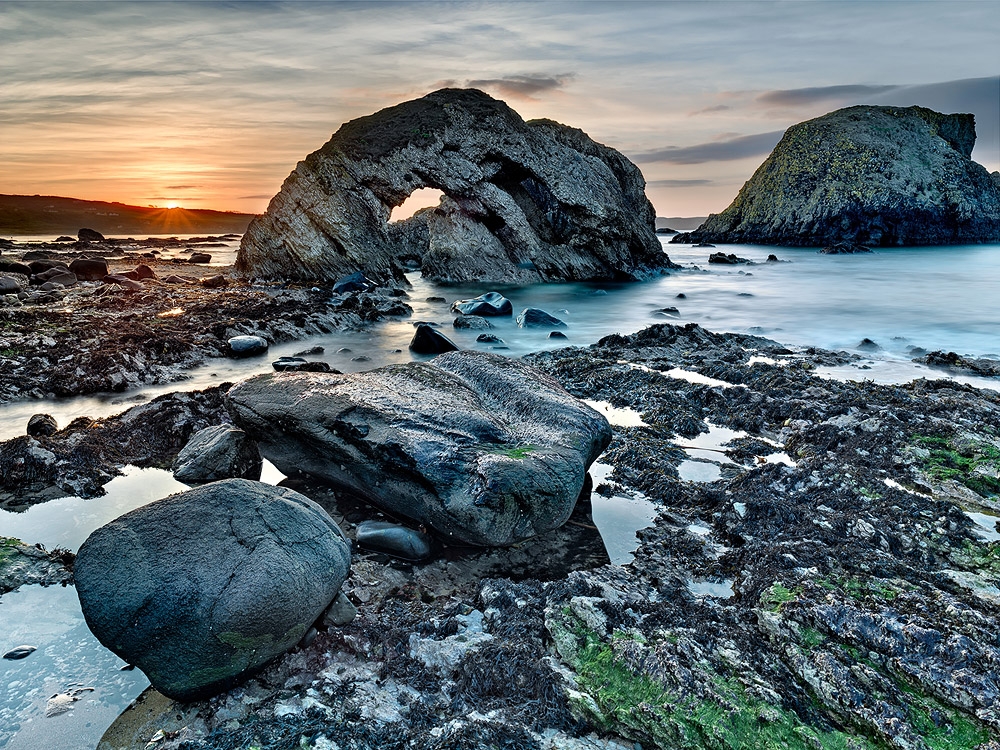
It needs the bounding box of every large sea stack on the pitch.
[674,105,1000,247]
[238,88,672,284]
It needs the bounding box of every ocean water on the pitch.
[2,238,999,748]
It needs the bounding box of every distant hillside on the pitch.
[0,194,256,236]
[656,216,707,231]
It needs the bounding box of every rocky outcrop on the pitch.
[74,479,351,701]
[238,88,674,284]
[225,351,612,546]
[171,424,262,484]
[675,105,1000,246]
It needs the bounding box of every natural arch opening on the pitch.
[389,187,445,223]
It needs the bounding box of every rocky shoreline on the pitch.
[4,306,999,749]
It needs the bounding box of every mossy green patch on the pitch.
[485,443,537,459]
[914,435,1000,498]
[0,537,23,570]
[761,582,801,612]
[896,679,992,749]
[555,614,876,750]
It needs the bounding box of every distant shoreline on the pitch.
[0,193,256,236]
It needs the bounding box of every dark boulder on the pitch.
[227,335,269,358]
[226,351,612,546]
[237,88,675,285]
[356,520,434,561]
[78,228,105,242]
[0,276,20,294]
[0,261,31,278]
[29,260,68,275]
[680,105,1000,247]
[857,338,881,351]
[26,414,58,437]
[199,274,228,288]
[55,236,75,242]
[709,252,751,265]
[133,264,156,280]
[69,258,109,281]
[272,357,334,373]
[477,334,503,344]
[451,292,513,317]
[74,479,352,701]
[172,425,262,484]
[548,331,568,339]
[3,646,36,660]
[409,324,458,354]
[516,308,566,328]
[188,252,212,264]
[332,271,373,294]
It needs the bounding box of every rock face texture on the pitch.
[171,424,262,484]
[238,88,672,284]
[226,351,612,546]
[675,106,1000,247]
[74,479,351,701]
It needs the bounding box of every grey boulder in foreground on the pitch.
[675,105,1000,247]
[74,479,351,701]
[237,87,672,285]
[226,351,612,546]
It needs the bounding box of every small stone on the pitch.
[548,331,568,339]
[356,520,435,561]
[199,274,228,288]
[272,357,333,373]
[188,252,212,264]
[319,591,357,628]
[476,334,503,344]
[3,645,37,660]
[226,335,269,358]
[27,413,58,437]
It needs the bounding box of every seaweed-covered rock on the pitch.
[676,105,1000,247]
[226,351,611,546]
[238,88,674,284]
[74,479,351,701]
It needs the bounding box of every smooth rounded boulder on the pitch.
[516,308,566,328]
[227,335,269,357]
[451,292,513,317]
[172,424,262,484]
[74,479,351,701]
[226,351,612,546]
[69,258,110,281]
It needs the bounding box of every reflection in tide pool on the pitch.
[0,585,149,750]
[0,467,188,553]
[588,461,658,565]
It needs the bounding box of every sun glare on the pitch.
[165,201,180,209]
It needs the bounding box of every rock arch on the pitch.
[237,88,673,284]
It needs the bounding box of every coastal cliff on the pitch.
[674,105,1000,247]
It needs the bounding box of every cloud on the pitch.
[165,185,199,190]
[238,194,275,200]
[465,74,573,99]
[632,131,785,165]
[690,105,731,115]
[758,84,897,107]
[646,179,714,187]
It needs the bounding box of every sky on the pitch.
[1,1,998,218]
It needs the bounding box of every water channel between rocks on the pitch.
[3,239,1000,748]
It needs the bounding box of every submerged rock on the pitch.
[238,88,674,285]
[172,424,262,484]
[516,308,566,328]
[74,479,351,701]
[226,351,612,546]
[451,292,513,317]
[272,356,333,373]
[676,105,1000,246]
